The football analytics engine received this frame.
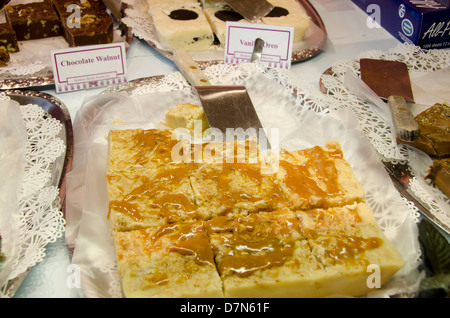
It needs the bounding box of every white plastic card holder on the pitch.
[51,42,127,93]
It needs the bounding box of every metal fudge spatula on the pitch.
[173,41,270,149]
[223,0,274,22]
[359,58,420,142]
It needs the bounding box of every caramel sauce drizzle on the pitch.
[317,235,383,266]
[108,165,197,222]
[217,163,262,207]
[301,207,363,237]
[146,222,215,267]
[191,161,287,211]
[146,271,169,286]
[280,146,343,203]
[185,139,260,164]
[206,214,300,277]
[109,200,143,222]
[129,130,179,165]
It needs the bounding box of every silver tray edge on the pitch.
[2,89,74,297]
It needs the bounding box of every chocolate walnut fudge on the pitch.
[60,11,113,47]
[2,0,113,50]
[5,1,62,41]
[52,0,114,47]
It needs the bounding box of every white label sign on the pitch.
[224,22,294,69]
[51,43,127,93]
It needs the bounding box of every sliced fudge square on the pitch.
[206,210,331,298]
[306,222,404,297]
[107,162,199,232]
[114,221,224,297]
[188,160,288,219]
[275,141,365,210]
[262,0,310,42]
[0,22,19,53]
[5,1,62,41]
[61,10,113,47]
[147,0,215,51]
[295,202,403,297]
[107,129,187,173]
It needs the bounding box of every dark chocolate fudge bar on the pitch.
[0,22,19,52]
[5,1,62,41]
[61,11,113,46]
[53,0,113,47]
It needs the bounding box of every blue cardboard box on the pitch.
[351,0,450,49]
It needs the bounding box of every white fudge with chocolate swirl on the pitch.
[147,0,215,51]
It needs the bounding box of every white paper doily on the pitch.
[319,43,450,234]
[70,60,422,298]
[0,94,66,297]
[320,43,450,161]
[0,37,69,79]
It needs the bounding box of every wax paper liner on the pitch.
[67,63,422,297]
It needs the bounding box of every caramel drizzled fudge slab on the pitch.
[106,128,404,297]
[5,1,62,41]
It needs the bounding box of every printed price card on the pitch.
[51,42,127,93]
[224,22,294,69]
